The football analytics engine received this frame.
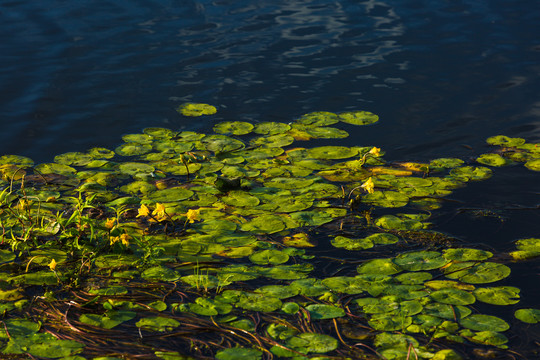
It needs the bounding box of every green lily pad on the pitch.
[476,153,510,167]
[430,288,476,305]
[213,121,254,135]
[146,187,194,202]
[297,111,340,126]
[306,304,345,320]
[253,122,291,135]
[375,215,425,230]
[240,214,286,234]
[290,278,329,296]
[286,332,338,354]
[255,285,300,299]
[221,190,260,207]
[450,166,492,181]
[54,152,94,166]
[88,286,128,296]
[331,236,374,250]
[141,266,180,282]
[368,313,413,331]
[189,297,233,316]
[423,303,471,321]
[515,308,540,324]
[249,249,289,265]
[115,143,152,156]
[357,258,402,275]
[362,191,409,208]
[79,310,136,329]
[235,292,282,312]
[136,316,180,332]
[443,248,493,261]
[118,162,155,176]
[393,251,449,271]
[486,135,525,147]
[473,286,520,305]
[306,146,358,160]
[250,134,295,148]
[525,158,540,171]
[2,332,84,358]
[34,162,77,175]
[215,347,262,360]
[0,154,34,166]
[177,103,217,117]
[468,330,508,347]
[338,111,379,125]
[429,158,464,170]
[0,319,40,338]
[444,262,511,284]
[202,135,245,154]
[459,314,509,332]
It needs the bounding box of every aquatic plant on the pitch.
[0,105,537,359]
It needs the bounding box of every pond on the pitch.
[0,1,539,359]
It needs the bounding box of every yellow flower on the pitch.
[152,203,167,221]
[185,209,201,223]
[368,147,381,157]
[49,259,57,271]
[104,217,116,230]
[361,177,375,194]
[137,204,151,217]
[119,233,130,246]
[110,236,119,246]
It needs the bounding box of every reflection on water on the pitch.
[1,0,538,163]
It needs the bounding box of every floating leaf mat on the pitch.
[0,106,538,359]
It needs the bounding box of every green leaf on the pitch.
[362,191,409,208]
[215,347,262,360]
[357,258,402,275]
[338,111,379,125]
[286,333,338,354]
[146,187,194,202]
[443,248,492,261]
[393,251,449,271]
[473,286,520,305]
[240,214,286,234]
[306,146,358,159]
[249,249,289,265]
[79,310,136,329]
[306,304,345,320]
[444,262,511,284]
[429,288,476,305]
[515,308,540,324]
[136,317,180,332]
[255,285,299,299]
[476,153,510,167]
[331,236,373,250]
[486,135,525,147]
[253,122,291,135]
[202,135,245,154]
[525,158,540,171]
[213,121,254,135]
[177,103,217,117]
[459,314,509,332]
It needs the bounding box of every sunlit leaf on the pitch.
[473,286,520,305]
[177,103,217,117]
[459,314,509,332]
[515,308,540,324]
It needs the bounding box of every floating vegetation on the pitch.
[0,105,538,359]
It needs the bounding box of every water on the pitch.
[1,0,540,355]
[2,0,539,163]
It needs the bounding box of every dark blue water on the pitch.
[1,0,540,352]
[2,0,539,163]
